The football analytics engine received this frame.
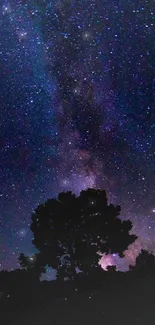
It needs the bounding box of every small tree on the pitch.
[18,253,46,281]
[28,188,137,280]
[129,249,155,275]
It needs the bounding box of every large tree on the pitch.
[22,188,137,280]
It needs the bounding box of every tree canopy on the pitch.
[21,188,137,280]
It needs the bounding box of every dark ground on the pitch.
[1,270,155,325]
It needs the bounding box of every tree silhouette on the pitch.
[129,249,155,276]
[18,253,46,281]
[29,188,137,280]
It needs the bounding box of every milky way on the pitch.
[0,0,155,272]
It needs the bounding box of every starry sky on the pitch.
[0,0,155,274]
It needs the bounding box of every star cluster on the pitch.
[0,0,155,271]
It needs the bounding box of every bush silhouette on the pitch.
[129,249,155,276]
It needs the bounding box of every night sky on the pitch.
[0,0,155,274]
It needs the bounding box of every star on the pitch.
[17,229,27,239]
[17,31,28,41]
[2,4,11,15]
[82,31,92,40]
